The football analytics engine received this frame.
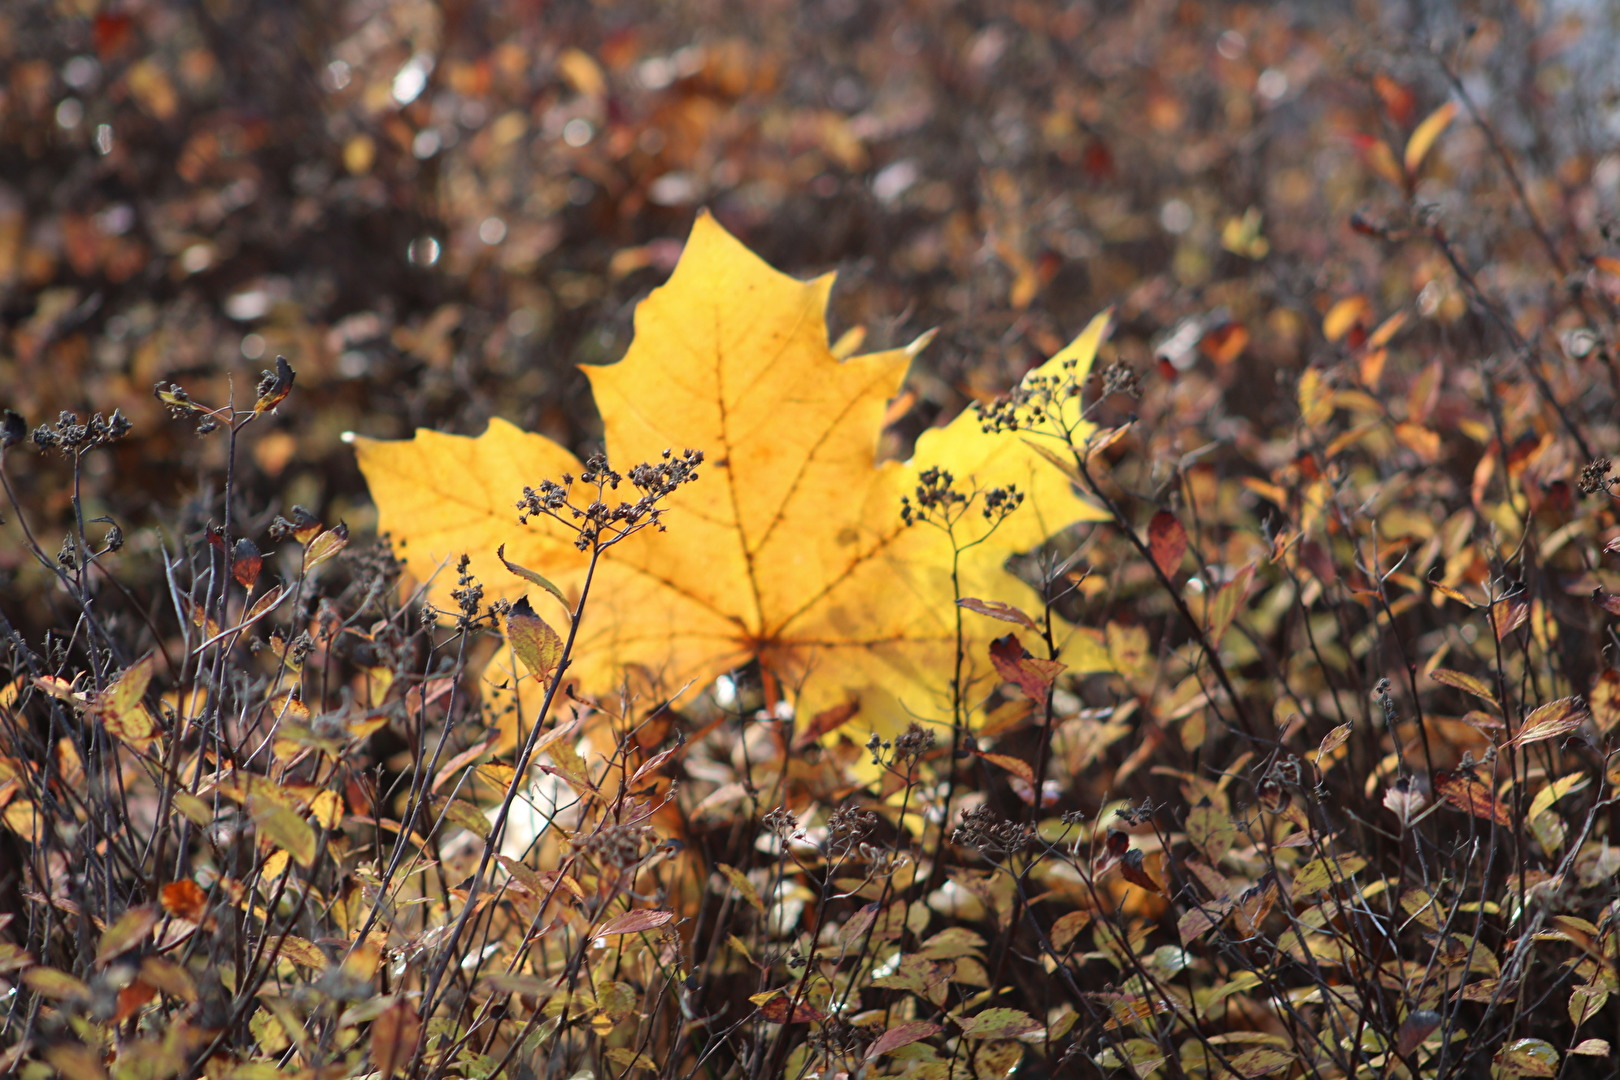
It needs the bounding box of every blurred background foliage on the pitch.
[3,0,1619,618]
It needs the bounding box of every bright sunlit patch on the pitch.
[391,53,433,106]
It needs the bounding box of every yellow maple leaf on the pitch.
[352,213,1108,742]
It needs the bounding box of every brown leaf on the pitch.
[629,735,685,786]
[1147,510,1187,579]
[369,996,421,1079]
[429,735,497,794]
[596,909,675,936]
[1094,827,1130,874]
[1490,595,1529,640]
[252,355,296,415]
[988,634,1065,703]
[1433,769,1510,826]
[1231,873,1278,936]
[96,905,159,965]
[973,751,1034,784]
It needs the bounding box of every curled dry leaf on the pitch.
[957,597,1040,632]
[1382,778,1429,826]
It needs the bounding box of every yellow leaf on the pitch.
[1219,207,1269,259]
[1297,369,1331,429]
[1322,297,1369,343]
[348,419,589,618]
[98,653,160,752]
[248,791,317,868]
[96,905,159,965]
[1404,101,1458,175]
[355,214,1106,742]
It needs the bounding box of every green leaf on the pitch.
[957,1007,1043,1041]
[1291,854,1367,897]
[506,596,563,681]
[499,543,570,612]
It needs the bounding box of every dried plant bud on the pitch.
[762,807,799,839]
[576,823,657,869]
[826,804,878,853]
[893,722,935,763]
[1579,457,1613,496]
[952,803,1030,856]
[1102,358,1142,397]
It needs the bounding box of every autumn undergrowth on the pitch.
[9,92,1620,1080]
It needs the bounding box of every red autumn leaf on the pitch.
[1094,827,1131,874]
[1147,510,1188,579]
[1120,848,1162,894]
[231,538,262,588]
[989,634,1065,703]
[1432,769,1510,826]
[757,993,826,1024]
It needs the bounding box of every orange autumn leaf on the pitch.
[352,213,1107,740]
